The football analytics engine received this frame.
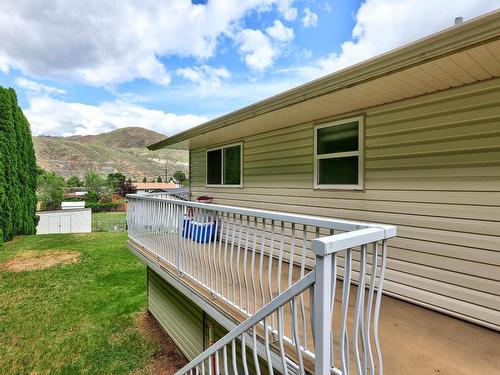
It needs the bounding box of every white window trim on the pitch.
[313,115,364,190]
[206,142,243,188]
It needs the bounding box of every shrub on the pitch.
[37,171,65,211]
[86,201,125,213]
[66,175,82,187]
[117,180,135,197]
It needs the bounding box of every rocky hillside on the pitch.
[33,127,188,180]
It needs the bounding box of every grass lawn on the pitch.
[92,212,127,232]
[0,232,157,374]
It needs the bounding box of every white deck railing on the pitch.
[127,194,396,375]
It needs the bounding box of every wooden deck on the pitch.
[129,239,500,375]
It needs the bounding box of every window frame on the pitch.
[206,142,243,188]
[313,115,364,190]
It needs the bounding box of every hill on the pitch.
[65,127,167,148]
[33,127,188,180]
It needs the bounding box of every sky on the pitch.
[0,0,499,137]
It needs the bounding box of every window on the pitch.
[206,143,242,186]
[314,116,363,189]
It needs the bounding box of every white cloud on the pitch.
[149,75,305,119]
[237,19,294,71]
[302,8,318,28]
[293,0,500,80]
[277,0,298,20]
[237,29,277,71]
[0,0,297,87]
[15,78,66,95]
[266,20,294,43]
[24,96,208,137]
[176,65,230,94]
[0,53,9,73]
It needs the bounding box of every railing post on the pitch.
[313,251,333,375]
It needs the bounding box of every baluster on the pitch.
[288,222,296,340]
[340,249,352,374]
[207,210,216,291]
[277,302,288,375]
[364,241,378,375]
[252,326,262,375]
[222,345,228,375]
[374,240,388,375]
[201,208,208,286]
[291,297,305,374]
[258,219,267,310]
[354,244,367,374]
[223,213,231,301]
[299,225,308,351]
[330,252,338,367]
[241,333,249,375]
[229,213,237,303]
[267,219,276,331]
[236,215,243,308]
[178,205,186,274]
[216,213,225,296]
[242,216,250,313]
[231,339,239,375]
[250,217,258,314]
[263,316,274,375]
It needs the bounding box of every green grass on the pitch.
[92,212,127,232]
[0,232,155,375]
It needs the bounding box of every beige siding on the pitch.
[148,268,204,360]
[190,78,500,330]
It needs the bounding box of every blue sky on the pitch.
[0,0,498,136]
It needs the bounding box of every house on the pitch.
[64,187,88,199]
[128,11,500,375]
[132,182,179,194]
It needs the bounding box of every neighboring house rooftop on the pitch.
[133,182,178,190]
[149,9,500,151]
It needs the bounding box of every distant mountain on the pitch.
[33,127,188,180]
[65,127,167,148]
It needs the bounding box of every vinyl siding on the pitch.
[190,78,500,331]
[148,268,204,360]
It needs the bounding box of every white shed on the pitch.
[36,208,91,234]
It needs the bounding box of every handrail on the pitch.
[127,193,395,234]
[312,227,387,256]
[175,271,316,375]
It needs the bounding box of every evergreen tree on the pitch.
[106,172,126,191]
[0,89,13,241]
[0,87,38,242]
[157,176,162,183]
[173,170,188,186]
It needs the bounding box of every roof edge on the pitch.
[149,9,500,151]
